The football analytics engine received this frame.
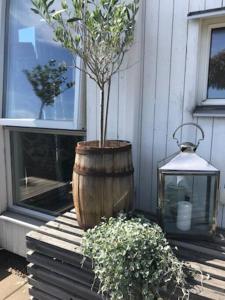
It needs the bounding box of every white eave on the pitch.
[188,7,225,20]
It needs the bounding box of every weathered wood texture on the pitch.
[73,140,134,229]
[27,209,225,300]
[86,0,225,228]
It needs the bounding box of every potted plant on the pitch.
[31,0,140,229]
[82,215,193,299]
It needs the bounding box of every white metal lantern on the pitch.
[158,123,220,239]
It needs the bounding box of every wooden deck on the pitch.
[26,210,225,300]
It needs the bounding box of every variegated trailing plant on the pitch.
[82,215,195,300]
[31,0,139,146]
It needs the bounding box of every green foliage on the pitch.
[82,215,191,300]
[24,59,74,119]
[31,0,139,144]
[31,0,139,88]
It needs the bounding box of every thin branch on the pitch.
[104,77,112,142]
[100,84,105,147]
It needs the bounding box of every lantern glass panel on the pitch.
[162,174,216,236]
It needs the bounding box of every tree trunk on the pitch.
[38,102,45,119]
[100,86,104,147]
[104,78,111,142]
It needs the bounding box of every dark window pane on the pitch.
[10,131,83,215]
[162,175,216,236]
[5,0,76,120]
[208,27,225,99]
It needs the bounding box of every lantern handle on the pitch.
[173,122,205,150]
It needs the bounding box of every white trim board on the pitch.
[188,8,225,20]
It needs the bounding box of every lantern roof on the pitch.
[159,151,219,173]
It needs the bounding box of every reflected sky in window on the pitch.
[207,27,225,99]
[5,0,76,120]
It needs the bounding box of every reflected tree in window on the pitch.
[208,50,225,91]
[24,59,74,119]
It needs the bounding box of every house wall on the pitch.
[87,0,225,228]
[1,0,225,257]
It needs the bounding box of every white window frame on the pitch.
[4,126,85,221]
[0,0,86,221]
[197,17,225,105]
[0,0,85,131]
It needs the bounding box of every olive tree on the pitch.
[31,0,139,146]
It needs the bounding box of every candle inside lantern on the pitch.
[176,201,192,231]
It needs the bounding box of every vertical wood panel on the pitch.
[139,0,160,211]
[189,0,205,11]
[117,0,144,208]
[181,0,205,143]
[86,77,98,140]
[196,118,213,160]
[106,74,119,140]
[205,0,223,9]
[166,0,189,157]
[150,0,174,212]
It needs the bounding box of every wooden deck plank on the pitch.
[28,264,102,300]
[55,216,80,227]
[45,220,84,237]
[27,231,82,253]
[37,225,82,245]
[63,212,78,219]
[27,250,94,286]
[176,247,225,271]
[192,240,225,253]
[26,239,92,271]
[29,287,62,300]
[189,285,225,300]
[26,210,225,300]
[28,275,84,300]
[170,240,225,260]
[186,261,225,281]
[193,274,225,294]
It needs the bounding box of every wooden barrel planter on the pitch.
[72,140,134,229]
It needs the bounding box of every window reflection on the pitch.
[11,131,83,215]
[24,60,74,119]
[208,27,225,99]
[5,0,76,120]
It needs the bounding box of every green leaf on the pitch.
[31,8,40,14]
[52,9,66,17]
[47,0,55,8]
[67,17,82,22]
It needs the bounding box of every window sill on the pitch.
[0,118,86,132]
[193,105,225,117]
[0,210,44,230]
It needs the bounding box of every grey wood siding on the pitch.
[87,0,225,228]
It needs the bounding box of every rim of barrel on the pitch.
[76,140,132,154]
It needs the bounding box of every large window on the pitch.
[4,0,79,122]
[198,18,225,105]
[207,27,225,99]
[10,130,83,216]
[1,0,85,218]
